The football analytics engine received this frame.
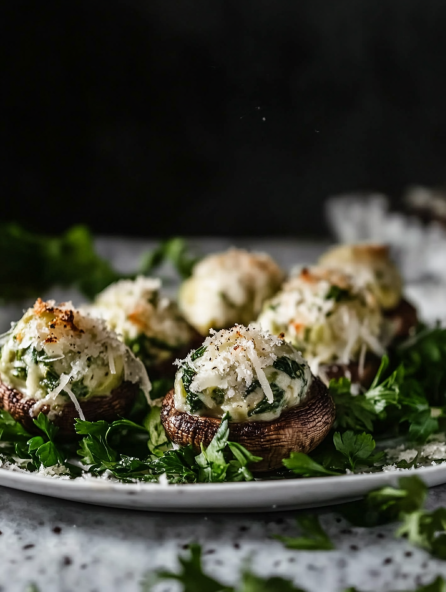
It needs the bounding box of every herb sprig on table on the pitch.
[283,327,446,478]
[1,326,446,482]
[0,407,261,484]
[141,540,446,592]
[0,223,199,303]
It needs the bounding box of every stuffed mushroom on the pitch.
[84,276,200,380]
[318,243,417,338]
[0,299,150,435]
[257,267,388,386]
[178,248,284,335]
[161,324,335,471]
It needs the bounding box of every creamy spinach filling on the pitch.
[177,354,310,422]
[1,343,123,403]
[127,334,179,369]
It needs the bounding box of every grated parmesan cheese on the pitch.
[0,299,151,416]
[318,243,403,310]
[258,267,388,371]
[174,324,313,422]
[83,276,195,367]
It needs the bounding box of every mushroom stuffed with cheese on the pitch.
[318,243,417,338]
[178,248,285,336]
[161,324,335,472]
[84,276,201,379]
[257,267,388,386]
[0,299,150,435]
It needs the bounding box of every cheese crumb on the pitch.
[174,324,313,422]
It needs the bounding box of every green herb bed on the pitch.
[1,323,446,485]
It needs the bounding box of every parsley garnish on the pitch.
[0,223,199,303]
[142,543,306,592]
[273,514,334,550]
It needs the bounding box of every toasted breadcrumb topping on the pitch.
[0,299,151,416]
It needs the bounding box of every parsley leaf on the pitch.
[143,407,171,457]
[273,514,334,550]
[195,413,262,483]
[239,570,305,592]
[273,357,306,380]
[142,543,231,592]
[340,475,427,527]
[333,431,384,471]
[397,324,446,407]
[397,507,446,559]
[139,237,200,280]
[0,223,199,303]
[142,544,306,592]
[364,357,402,414]
[149,446,199,484]
[227,442,262,482]
[283,452,341,477]
[329,377,376,432]
[30,413,66,468]
[0,410,31,442]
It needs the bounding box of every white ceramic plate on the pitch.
[0,464,445,513]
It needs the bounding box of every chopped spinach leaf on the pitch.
[40,367,60,393]
[245,380,260,397]
[248,383,284,417]
[191,345,207,361]
[325,285,350,302]
[273,356,306,380]
[181,363,204,413]
[70,379,89,399]
[211,387,225,406]
[11,366,27,380]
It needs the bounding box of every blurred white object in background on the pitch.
[325,192,446,283]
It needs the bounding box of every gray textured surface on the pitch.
[1,238,446,592]
[1,483,446,592]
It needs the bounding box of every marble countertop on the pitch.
[1,237,446,592]
[2,482,446,592]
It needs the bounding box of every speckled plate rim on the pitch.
[0,463,445,513]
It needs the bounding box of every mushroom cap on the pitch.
[161,377,335,472]
[0,380,138,438]
[320,356,381,388]
[384,297,418,339]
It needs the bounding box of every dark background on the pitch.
[2,0,446,238]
